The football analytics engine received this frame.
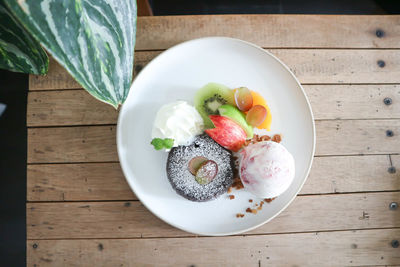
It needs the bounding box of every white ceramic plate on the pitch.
[117,37,315,236]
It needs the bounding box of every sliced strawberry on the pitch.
[205,115,246,152]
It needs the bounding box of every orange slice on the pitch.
[249,91,272,131]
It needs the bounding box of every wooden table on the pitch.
[27,15,400,266]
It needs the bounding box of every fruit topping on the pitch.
[194,83,235,128]
[218,104,253,139]
[205,115,246,152]
[195,160,218,185]
[234,87,253,111]
[249,91,272,131]
[246,105,267,127]
[188,156,208,175]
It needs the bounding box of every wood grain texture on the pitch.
[27,90,119,127]
[27,85,400,126]
[316,119,400,156]
[24,15,400,266]
[27,192,400,239]
[29,51,160,90]
[307,84,400,120]
[29,49,400,90]
[27,163,135,201]
[300,155,400,194]
[27,155,400,201]
[273,49,400,84]
[27,120,400,163]
[28,126,117,163]
[135,15,400,50]
[27,229,400,266]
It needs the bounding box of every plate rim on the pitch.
[117,36,316,236]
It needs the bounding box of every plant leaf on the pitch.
[0,1,48,74]
[5,0,137,108]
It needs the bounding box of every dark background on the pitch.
[1,0,400,266]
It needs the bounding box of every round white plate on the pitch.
[117,37,315,236]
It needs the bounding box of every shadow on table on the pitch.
[150,0,400,15]
[0,70,27,267]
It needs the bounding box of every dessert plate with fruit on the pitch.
[117,37,315,235]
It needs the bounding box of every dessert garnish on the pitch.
[218,104,253,138]
[195,160,218,185]
[234,87,253,111]
[204,115,246,152]
[151,138,174,150]
[151,101,204,150]
[151,82,295,217]
[194,83,235,128]
[188,156,208,175]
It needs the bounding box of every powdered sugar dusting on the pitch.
[167,134,234,202]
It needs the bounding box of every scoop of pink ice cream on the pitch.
[239,141,295,198]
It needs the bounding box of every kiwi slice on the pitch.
[194,83,235,128]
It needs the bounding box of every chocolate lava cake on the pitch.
[166,134,234,202]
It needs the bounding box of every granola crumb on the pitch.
[235,183,244,190]
[246,207,258,214]
[243,135,273,148]
[257,201,265,210]
[272,134,282,143]
[232,177,244,190]
[236,213,245,218]
[264,197,276,203]
[260,135,271,141]
[227,187,232,193]
[249,199,253,203]
[228,195,235,200]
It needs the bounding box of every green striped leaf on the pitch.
[5,0,137,108]
[0,1,48,74]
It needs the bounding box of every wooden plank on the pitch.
[273,49,400,84]
[301,155,400,195]
[392,154,400,172]
[29,51,160,91]
[27,192,400,239]
[307,84,400,120]
[29,49,400,90]
[27,85,400,127]
[27,120,400,163]
[29,57,81,91]
[27,155,399,201]
[27,229,400,266]
[28,126,117,163]
[27,90,119,127]
[316,119,400,156]
[135,15,400,50]
[27,163,135,201]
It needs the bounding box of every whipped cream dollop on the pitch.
[239,141,295,198]
[152,101,204,147]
